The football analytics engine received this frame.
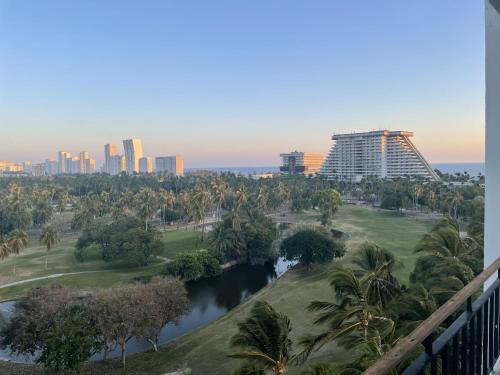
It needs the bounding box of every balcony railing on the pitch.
[363,257,500,375]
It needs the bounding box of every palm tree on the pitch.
[235,185,248,210]
[192,185,212,240]
[0,241,10,261]
[256,186,269,212]
[447,191,464,219]
[134,187,159,232]
[229,301,296,375]
[211,178,227,220]
[300,264,394,359]
[415,216,482,274]
[351,243,401,307]
[7,229,28,275]
[40,226,60,270]
[158,189,176,225]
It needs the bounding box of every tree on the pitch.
[312,189,341,226]
[40,226,60,270]
[91,286,138,367]
[32,199,53,227]
[0,241,10,261]
[0,284,73,356]
[229,301,296,375]
[37,305,104,372]
[280,229,345,270]
[300,264,394,360]
[76,217,163,265]
[211,178,227,220]
[415,216,482,275]
[134,187,159,232]
[7,229,28,275]
[351,243,401,307]
[192,184,213,240]
[133,277,190,351]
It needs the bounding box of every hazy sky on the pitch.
[0,0,485,167]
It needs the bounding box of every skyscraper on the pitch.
[79,151,90,174]
[320,130,440,181]
[155,155,184,176]
[58,151,71,174]
[109,155,125,175]
[139,156,153,173]
[104,144,116,174]
[123,139,143,174]
[85,158,95,174]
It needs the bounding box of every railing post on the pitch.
[424,335,433,356]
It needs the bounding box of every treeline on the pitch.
[0,277,190,371]
[228,215,484,374]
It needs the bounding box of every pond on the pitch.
[0,257,294,363]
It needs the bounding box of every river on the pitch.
[0,257,293,363]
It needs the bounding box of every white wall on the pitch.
[485,0,500,277]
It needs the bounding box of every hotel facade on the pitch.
[280,151,324,176]
[320,130,439,181]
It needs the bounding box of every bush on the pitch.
[280,229,345,270]
[166,251,222,281]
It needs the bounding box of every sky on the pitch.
[0,0,485,167]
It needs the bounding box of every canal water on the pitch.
[0,257,293,363]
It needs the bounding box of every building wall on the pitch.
[156,156,184,176]
[123,139,143,174]
[485,0,500,275]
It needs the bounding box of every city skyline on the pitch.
[0,1,485,166]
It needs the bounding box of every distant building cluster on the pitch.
[1,138,184,177]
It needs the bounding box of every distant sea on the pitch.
[187,163,485,176]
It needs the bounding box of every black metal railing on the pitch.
[363,257,500,375]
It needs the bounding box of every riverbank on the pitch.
[0,205,436,374]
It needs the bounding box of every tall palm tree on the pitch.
[7,229,28,275]
[0,241,10,261]
[158,189,176,225]
[415,216,482,274]
[235,185,248,211]
[229,301,296,375]
[256,186,269,212]
[40,226,60,270]
[192,185,212,240]
[447,191,464,219]
[134,187,159,232]
[351,243,401,307]
[211,178,227,220]
[300,264,394,359]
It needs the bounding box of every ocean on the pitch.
[186,163,485,177]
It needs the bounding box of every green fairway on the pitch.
[0,229,205,300]
[37,204,435,375]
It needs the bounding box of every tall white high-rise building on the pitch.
[155,155,184,176]
[70,157,81,174]
[45,159,58,176]
[109,155,125,175]
[85,158,95,174]
[139,156,153,173]
[104,144,116,174]
[58,151,71,174]
[320,130,439,181]
[123,139,143,174]
[79,151,90,174]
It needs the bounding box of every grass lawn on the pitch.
[0,230,205,301]
[12,204,435,375]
